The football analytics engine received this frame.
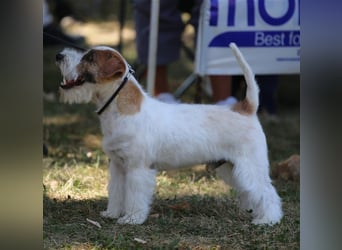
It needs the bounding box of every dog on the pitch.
[56,43,283,225]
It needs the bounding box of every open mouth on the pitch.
[60,76,85,89]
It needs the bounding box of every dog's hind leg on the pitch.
[215,162,234,187]
[117,167,157,224]
[232,158,283,225]
[101,161,125,219]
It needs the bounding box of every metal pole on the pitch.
[146,0,160,96]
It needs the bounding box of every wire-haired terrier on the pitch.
[56,43,283,225]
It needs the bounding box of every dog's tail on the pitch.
[229,42,259,115]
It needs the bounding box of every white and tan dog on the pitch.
[56,43,283,225]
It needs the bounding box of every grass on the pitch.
[43,13,299,249]
[43,160,299,249]
[43,159,299,249]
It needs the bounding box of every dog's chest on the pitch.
[100,117,139,158]
[99,113,119,136]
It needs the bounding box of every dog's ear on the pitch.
[99,50,125,80]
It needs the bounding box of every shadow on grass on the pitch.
[43,180,299,249]
[43,194,238,249]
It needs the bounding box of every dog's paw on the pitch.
[252,216,281,225]
[251,204,283,225]
[117,214,147,225]
[100,210,120,219]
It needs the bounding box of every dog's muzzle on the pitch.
[56,53,86,89]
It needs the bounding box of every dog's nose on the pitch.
[56,53,65,62]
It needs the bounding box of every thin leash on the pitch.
[43,31,88,51]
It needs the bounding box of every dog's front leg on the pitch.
[117,167,156,225]
[101,160,125,219]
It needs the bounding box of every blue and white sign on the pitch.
[195,0,300,75]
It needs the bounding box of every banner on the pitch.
[195,0,300,75]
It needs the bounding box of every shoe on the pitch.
[216,96,238,106]
[156,93,180,104]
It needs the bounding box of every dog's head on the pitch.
[56,46,127,104]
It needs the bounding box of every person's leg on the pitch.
[257,75,278,115]
[133,0,184,97]
[210,75,232,102]
[154,65,168,96]
[210,75,237,105]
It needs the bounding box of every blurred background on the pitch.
[43,0,299,106]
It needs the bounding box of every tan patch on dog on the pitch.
[232,99,255,115]
[117,80,143,115]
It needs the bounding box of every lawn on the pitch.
[43,9,300,249]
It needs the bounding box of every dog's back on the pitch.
[229,43,259,116]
